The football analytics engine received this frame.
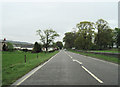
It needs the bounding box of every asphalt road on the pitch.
[13,50,118,85]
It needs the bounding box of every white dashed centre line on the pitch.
[81,66,103,84]
[64,51,104,84]
[72,59,82,65]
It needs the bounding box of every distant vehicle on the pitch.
[72,47,75,50]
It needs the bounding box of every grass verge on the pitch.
[69,50,119,64]
[2,50,59,86]
[88,49,119,53]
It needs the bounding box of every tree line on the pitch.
[63,19,120,50]
[2,29,63,53]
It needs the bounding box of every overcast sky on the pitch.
[0,0,119,43]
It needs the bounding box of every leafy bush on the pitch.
[2,44,8,51]
[6,42,13,51]
[32,42,42,53]
[22,49,28,52]
[2,42,13,51]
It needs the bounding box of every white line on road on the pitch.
[69,55,72,59]
[64,51,73,59]
[72,59,82,65]
[73,52,118,66]
[81,66,104,84]
[64,50,104,84]
[73,59,103,84]
[13,52,60,86]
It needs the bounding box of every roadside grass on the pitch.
[88,49,120,53]
[69,50,118,64]
[2,50,59,86]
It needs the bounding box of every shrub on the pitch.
[6,42,13,51]
[32,42,42,53]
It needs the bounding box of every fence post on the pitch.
[25,55,26,63]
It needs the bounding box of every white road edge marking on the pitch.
[81,66,103,84]
[14,52,60,86]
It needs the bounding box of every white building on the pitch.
[42,47,54,52]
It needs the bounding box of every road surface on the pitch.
[13,50,118,85]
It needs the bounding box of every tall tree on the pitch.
[37,29,59,52]
[63,32,77,49]
[76,21,95,50]
[114,28,120,48]
[74,35,85,50]
[56,41,63,49]
[95,19,113,49]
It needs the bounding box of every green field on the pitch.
[2,51,59,86]
[69,50,118,64]
[88,49,120,53]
